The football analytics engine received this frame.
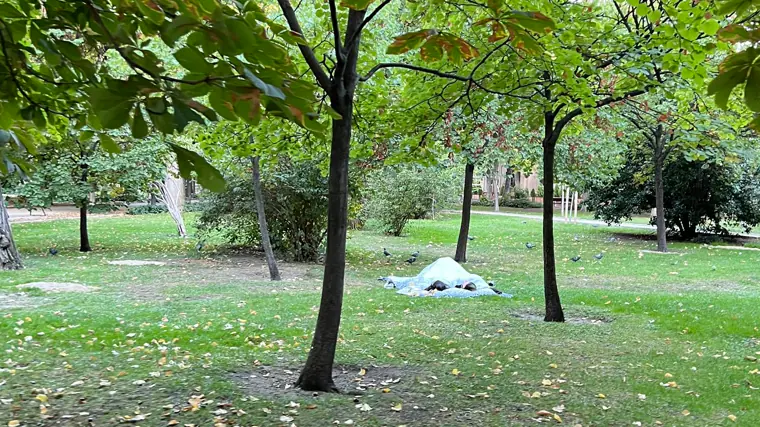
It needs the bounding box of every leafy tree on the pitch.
[466,0,722,321]
[586,145,760,238]
[16,132,166,251]
[708,0,760,128]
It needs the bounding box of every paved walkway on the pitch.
[448,210,760,239]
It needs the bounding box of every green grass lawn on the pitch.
[1,213,760,426]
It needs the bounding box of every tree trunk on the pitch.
[250,155,281,281]
[654,155,668,252]
[0,185,23,270]
[493,162,500,212]
[296,85,357,392]
[455,162,475,263]
[79,204,91,252]
[542,140,564,322]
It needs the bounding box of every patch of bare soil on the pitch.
[121,255,322,301]
[510,309,612,325]
[16,282,98,292]
[0,292,46,310]
[639,250,684,255]
[9,210,125,224]
[108,260,167,266]
[232,363,497,426]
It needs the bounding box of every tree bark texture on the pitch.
[79,204,91,252]
[455,162,475,263]
[0,185,22,270]
[653,126,668,252]
[542,120,565,322]
[250,155,281,281]
[296,8,366,392]
[79,165,91,252]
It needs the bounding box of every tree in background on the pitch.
[16,132,166,251]
[586,144,760,238]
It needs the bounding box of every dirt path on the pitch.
[7,205,126,223]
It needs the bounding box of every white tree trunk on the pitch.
[155,168,187,238]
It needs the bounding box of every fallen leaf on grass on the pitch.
[728,414,737,422]
[279,415,293,423]
[356,403,372,412]
[391,403,403,412]
[451,369,460,376]
[8,421,20,427]
[596,393,606,399]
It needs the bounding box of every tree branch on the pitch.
[361,62,469,82]
[277,0,331,90]
[344,0,393,52]
[328,0,344,67]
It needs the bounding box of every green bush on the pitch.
[473,197,541,209]
[195,159,328,262]
[364,165,458,236]
[127,204,168,215]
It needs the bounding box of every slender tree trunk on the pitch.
[0,185,23,270]
[250,155,281,281]
[654,154,668,252]
[493,162,500,212]
[455,162,475,263]
[543,138,564,322]
[79,203,91,252]
[79,165,91,252]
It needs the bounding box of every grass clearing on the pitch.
[1,213,759,426]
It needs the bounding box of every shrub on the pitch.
[127,204,168,215]
[364,165,458,236]
[472,197,541,208]
[585,150,760,238]
[195,159,328,262]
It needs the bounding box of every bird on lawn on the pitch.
[48,247,58,256]
[525,242,535,249]
[405,256,417,265]
[383,248,392,257]
[607,237,617,242]
[411,251,419,258]
[593,252,604,261]
[467,235,475,241]
[195,240,205,253]
[573,234,580,241]
[571,255,581,262]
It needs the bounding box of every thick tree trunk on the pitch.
[0,185,23,270]
[250,155,280,281]
[79,204,91,252]
[542,141,564,322]
[455,162,475,263]
[654,155,668,252]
